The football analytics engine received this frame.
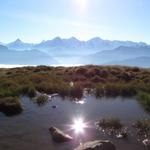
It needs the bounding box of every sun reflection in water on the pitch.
[72,118,87,134]
[74,98,86,105]
[75,100,85,104]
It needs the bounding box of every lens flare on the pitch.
[72,118,86,133]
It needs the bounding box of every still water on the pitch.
[0,95,149,150]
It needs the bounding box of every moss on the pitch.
[0,97,23,116]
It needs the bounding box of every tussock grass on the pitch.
[137,91,150,111]
[0,97,22,116]
[35,94,49,105]
[96,118,123,130]
[0,65,150,115]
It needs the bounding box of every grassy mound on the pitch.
[96,118,123,130]
[35,94,49,105]
[0,97,23,116]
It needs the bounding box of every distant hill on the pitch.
[80,46,150,67]
[0,45,58,65]
[0,45,8,51]
[106,56,150,68]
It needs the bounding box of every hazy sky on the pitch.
[0,0,150,43]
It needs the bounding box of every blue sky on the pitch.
[0,0,150,43]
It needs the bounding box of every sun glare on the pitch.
[72,118,86,133]
[76,0,88,11]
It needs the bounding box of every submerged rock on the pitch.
[49,127,73,142]
[52,105,57,109]
[74,140,116,150]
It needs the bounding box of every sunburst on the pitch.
[71,118,87,134]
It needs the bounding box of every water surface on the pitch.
[0,95,149,150]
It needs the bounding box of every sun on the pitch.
[76,0,88,11]
[72,118,86,134]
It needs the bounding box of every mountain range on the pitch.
[1,37,150,67]
[6,37,147,52]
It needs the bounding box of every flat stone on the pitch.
[143,139,150,149]
[49,127,73,143]
[74,140,116,150]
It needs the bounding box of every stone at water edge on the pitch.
[49,127,73,143]
[74,140,116,150]
[143,139,150,149]
[116,130,128,139]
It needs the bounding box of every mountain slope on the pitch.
[0,45,58,65]
[7,39,34,50]
[106,56,150,68]
[80,46,150,65]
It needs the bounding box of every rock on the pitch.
[116,134,123,139]
[49,127,73,142]
[46,93,58,99]
[51,93,59,98]
[143,139,150,149]
[74,140,116,150]
[116,130,128,139]
[70,81,74,87]
[116,133,127,139]
[52,105,57,109]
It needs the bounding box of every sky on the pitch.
[0,0,150,43]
